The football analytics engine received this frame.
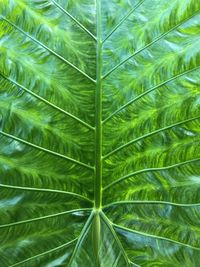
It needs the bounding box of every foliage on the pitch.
[0,0,200,266]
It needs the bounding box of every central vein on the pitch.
[93,1,102,265]
[95,0,102,209]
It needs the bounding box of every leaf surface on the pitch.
[0,0,200,266]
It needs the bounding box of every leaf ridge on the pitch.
[102,0,146,43]
[103,116,200,159]
[103,158,200,190]
[51,0,96,41]
[67,212,94,267]
[0,184,93,202]
[103,201,200,209]
[100,212,130,266]
[103,66,200,123]
[129,261,142,267]
[0,208,92,228]
[113,224,200,251]
[102,10,200,79]
[2,17,96,84]
[0,73,94,131]
[94,0,103,209]
[9,238,78,267]
[0,130,94,170]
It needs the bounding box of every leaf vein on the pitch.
[102,10,200,79]
[0,130,94,170]
[0,184,93,202]
[51,0,96,41]
[103,158,200,190]
[9,238,78,267]
[103,116,200,159]
[0,73,94,131]
[0,208,92,228]
[113,224,200,250]
[2,17,96,83]
[67,212,94,267]
[100,212,130,266]
[103,201,200,209]
[103,66,200,123]
[102,0,146,43]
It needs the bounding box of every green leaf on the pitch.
[0,0,200,266]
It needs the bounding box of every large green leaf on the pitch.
[0,0,200,266]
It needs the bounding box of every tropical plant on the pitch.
[0,0,200,266]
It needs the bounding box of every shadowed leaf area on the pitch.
[0,0,200,266]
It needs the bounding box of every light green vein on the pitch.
[102,0,146,43]
[0,73,94,131]
[113,223,200,250]
[94,0,103,210]
[0,130,94,170]
[103,201,200,209]
[103,158,200,190]
[103,116,200,159]
[0,184,93,203]
[67,212,94,267]
[9,238,78,267]
[103,65,200,123]
[129,261,141,267]
[2,16,96,84]
[102,10,200,79]
[0,208,92,228]
[51,0,96,41]
[0,74,94,130]
[100,212,130,266]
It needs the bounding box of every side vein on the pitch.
[102,0,146,43]
[113,224,200,250]
[103,116,200,159]
[103,158,200,190]
[2,16,96,84]
[0,184,93,203]
[103,201,200,209]
[102,10,200,79]
[10,238,78,267]
[67,212,94,267]
[0,208,92,228]
[100,212,130,266]
[51,0,96,41]
[0,130,94,170]
[103,66,200,123]
[0,73,94,131]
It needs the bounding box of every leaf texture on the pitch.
[0,0,200,266]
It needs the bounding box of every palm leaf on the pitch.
[0,0,200,266]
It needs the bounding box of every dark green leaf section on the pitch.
[0,0,200,266]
